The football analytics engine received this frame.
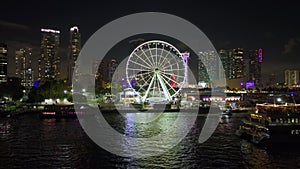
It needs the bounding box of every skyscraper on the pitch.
[68,26,81,84]
[266,73,278,88]
[231,48,244,79]
[0,43,8,84]
[198,51,219,83]
[285,70,299,87]
[95,60,108,88]
[39,28,60,82]
[15,48,34,88]
[248,49,262,87]
[219,49,232,79]
[108,59,118,81]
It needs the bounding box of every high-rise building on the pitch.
[219,49,232,79]
[108,59,118,81]
[285,70,299,87]
[68,26,81,84]
[266,73,278,88]
[0,43,8,84]
[15,48,34,88]
[198,51,219,83]
[95,60,111,88]
[38,28,60,82]
[231,48,244,79]
[248,48,262,87]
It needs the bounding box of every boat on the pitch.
[40,104,93,118]
[236,94,300,144]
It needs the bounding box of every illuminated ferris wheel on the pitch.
[126,40,186,102]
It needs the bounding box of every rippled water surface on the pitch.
[1,112,300,168]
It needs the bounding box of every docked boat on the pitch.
[236,94,300,144]
[40,104,93,118]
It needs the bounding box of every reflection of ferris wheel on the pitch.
[126,40,186,102]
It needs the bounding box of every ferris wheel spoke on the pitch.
[141,48,154,67]
[163,68,186,72]
[127,68,151,72]
[160,50,180,68]
[152,74,157,96]
[140,74,152,85]
[137,76,153,93]
[160,57,179,69]
[157,47,164,67]
[147,44,156,67]
[158,49,172,68]
[127,71,152,79]
[155,43,158,67]
[159,74,177,94]
[160,73,181,87]
[129,60,152,70]
[157,75,162,97]
[133,52,154,69]
[161,61,181,70]
[143,75,156,102]
[156,74,171,100]
[161,71,185,79]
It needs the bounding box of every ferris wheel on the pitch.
[126,40,186,102]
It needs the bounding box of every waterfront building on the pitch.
[248,49,262,87]
[15,48,34,88]
[38,28,60,82]
[285,70,299,87]
[198,51,219,83]
[219,49,232,79]
[68,26,81,84]
[231,48,244,79]
[0,43,8,84]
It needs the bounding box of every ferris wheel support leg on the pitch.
[142,75,156,103]
[157,74,171,101]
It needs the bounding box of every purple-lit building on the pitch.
[248,49,262,87]
[182,52,190,84]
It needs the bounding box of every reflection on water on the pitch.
[0,112,300,168]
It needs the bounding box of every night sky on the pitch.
[1,0,300,82]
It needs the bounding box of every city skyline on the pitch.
[0,27,298,87]
[1,1,300,82]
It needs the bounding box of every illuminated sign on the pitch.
[241,81,255,89]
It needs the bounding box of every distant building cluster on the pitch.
[198,48,263,89]
[1,28,300,92]
[94,59,119,89]
[0,26,82,90]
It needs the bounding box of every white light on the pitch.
[70,26,79,31]
[41,28,60,34]
[63,98,68,103]
[82,88,86,92]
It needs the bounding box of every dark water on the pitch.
[1,112,300,169]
